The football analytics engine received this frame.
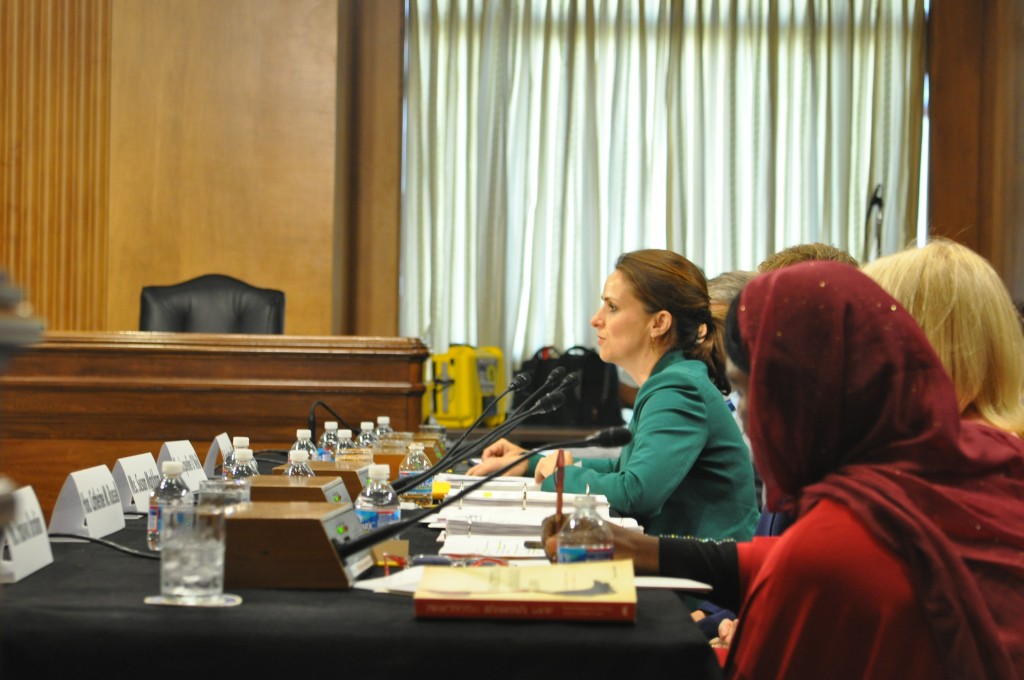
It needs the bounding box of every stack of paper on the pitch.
[454,489,611,508]
[432,506,642,536]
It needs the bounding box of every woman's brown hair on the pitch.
[615,249,729,393]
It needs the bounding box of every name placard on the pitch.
[0,485,54,583]
[204,433,233,478]
[48,465,126,538]
[111,453,160,514]
[157,440,208,491]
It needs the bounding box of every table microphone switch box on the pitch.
[225,502,373,590]
[248,476,352,504]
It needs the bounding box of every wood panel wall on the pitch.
[928,0,1024,299]
[0,0,111,331]
[107,0,339,335]
[0,0,404,336]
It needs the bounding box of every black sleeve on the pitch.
[659,538,741,613]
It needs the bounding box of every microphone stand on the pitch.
[335,430,610,562]
[439,373,531,467]
[308,400,355,439]
[392,392,565,494]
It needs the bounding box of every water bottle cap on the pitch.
[339,429,353,438]
[361,421,374,431]
[235,448,254,462]
[232,436,249,448]
[368,464,390,479]
[161,460,184,475]
[324,421,338,430]
[377,416,390,425]
[297,428,312,439]
[289,450,310,462]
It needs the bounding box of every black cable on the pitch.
[48,533,160,560]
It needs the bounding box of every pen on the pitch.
[555,448,565,525]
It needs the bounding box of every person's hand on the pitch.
[716,614,741,647]
[534,450,574,483]
[540,513,566,562]
[541,517,661,574]
[466,438,528,477]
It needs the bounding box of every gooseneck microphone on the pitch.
[862,183,884,260]
[333,425,633,562]
[391,389,567,494]
[307,400,355,441]
[505,366,567,418]
[439,372,533,466]
[398,369,573,493]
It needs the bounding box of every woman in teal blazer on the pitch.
[469,249,758,542]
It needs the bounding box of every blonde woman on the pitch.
[862,238,1024,437]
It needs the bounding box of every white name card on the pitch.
[204,433,233,478]
[157,440,208,491]
[0,485,54,583]
[111,453,160,514]
[48,465,126,538]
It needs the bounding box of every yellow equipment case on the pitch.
[424,345,506,428]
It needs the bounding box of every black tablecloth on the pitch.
[0,516,722,679]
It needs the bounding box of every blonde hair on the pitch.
[862,238,1024,436]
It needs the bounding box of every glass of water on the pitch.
[160,505,226,605]
[197,478,250,515]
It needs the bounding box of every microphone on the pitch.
[507,365,567,417]
[869,184,883,209]
[441,371,533,464]
[392,390,567,494]
[863,183,884,259]
[334,425,632,561]
[307,400,355,443]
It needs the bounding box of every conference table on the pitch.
[0,508,723,679]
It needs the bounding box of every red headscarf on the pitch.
[736,261,1024,679]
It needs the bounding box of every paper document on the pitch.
[438,535,549,559]
[635,576,712,593]
[432,506,642,536]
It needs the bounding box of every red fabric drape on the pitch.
[734,261,1024,678]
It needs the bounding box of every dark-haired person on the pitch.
[470,249,759,541]
[549,261,1024,678]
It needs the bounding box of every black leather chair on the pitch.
[139,274,285,334]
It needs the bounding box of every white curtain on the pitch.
[401,0,925,369]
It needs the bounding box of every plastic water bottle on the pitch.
[398,442,433,507]
[223,435,249,478]
[317,421,340,462]
[374,415,394,439]
[147,461,191,551]
[336,428,356,452]
[355,421,379,448]
[231,448,260,478]
[355,464,400,530]
[556,495,614,563]
[292,429,320,463]
[284,450,316,477]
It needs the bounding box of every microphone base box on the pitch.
[224,501,373,590]
[247,476,352,504]
[271,460,371,503]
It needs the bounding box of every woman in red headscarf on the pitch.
[549,261,1024,679]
